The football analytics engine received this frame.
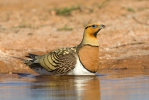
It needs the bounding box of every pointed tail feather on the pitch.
[11,56,26,61]
[11,56,34,66]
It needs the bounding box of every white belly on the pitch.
[68,58,95,75]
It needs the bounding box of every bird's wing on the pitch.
[38,47,77,74]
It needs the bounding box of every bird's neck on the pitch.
[80,32,99,46]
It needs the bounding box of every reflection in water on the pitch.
[0,70,149,100]
[30,76,100,100]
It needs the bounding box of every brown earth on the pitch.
[0,0,149,74]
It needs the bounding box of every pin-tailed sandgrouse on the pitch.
[24,23,105,75]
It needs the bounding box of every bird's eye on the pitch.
[92,25,97,28]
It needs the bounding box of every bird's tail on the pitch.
[11,53,39,66]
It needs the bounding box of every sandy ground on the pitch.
[0,0,149,74]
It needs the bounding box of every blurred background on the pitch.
[0,0,149,74]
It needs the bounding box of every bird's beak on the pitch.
[100,24,105,29]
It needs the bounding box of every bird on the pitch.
[23,23,105,75]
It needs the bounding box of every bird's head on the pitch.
[85,23,105,37]
[81,23,105,46]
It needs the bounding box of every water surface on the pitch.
[0,69,149,100]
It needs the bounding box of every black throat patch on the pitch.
[94,29,101,37]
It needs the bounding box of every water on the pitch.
[0,70,149,100]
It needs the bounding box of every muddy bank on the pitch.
[0,0,149,74]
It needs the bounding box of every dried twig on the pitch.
[133,17,149,26]
[111,42,145,49]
